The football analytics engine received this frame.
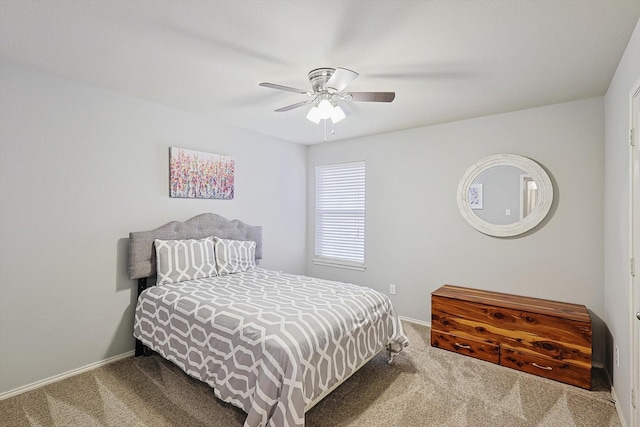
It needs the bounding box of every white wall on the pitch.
[0,62,307,395]
[307,97,605,362]
[604,18,640,426]
[2,28,633,403]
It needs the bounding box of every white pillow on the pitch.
[214,237,256,276]
[155,236,217,285]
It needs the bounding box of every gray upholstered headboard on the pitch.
[128,213,262,280]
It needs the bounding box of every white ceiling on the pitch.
[1,1,639,145]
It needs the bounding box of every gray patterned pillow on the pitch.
[155,236,217,285]
[214,237,256,276]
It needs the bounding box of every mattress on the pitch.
[134,268,408,427]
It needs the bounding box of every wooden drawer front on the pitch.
[501,347,591,390]
[432,295,591,364]
[431,295,501,343]
[431,330,499,364]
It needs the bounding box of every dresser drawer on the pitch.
[431,330,499,364]
[432,294,591,364]
[501,347,591,389]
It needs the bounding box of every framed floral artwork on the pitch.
[169,147,234,199]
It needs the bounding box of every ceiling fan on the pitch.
[259,67,395,124]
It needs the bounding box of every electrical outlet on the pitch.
[615,345,620,367]
[389,284,396,295]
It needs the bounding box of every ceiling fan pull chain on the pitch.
[323,119,327,142]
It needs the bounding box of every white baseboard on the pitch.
[611,386,629,427]
[0,350,135,401]
[0,319,428,401]
[399,315,431,328]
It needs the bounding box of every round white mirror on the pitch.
[457,154,553,237]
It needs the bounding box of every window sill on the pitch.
[312,258,366,271]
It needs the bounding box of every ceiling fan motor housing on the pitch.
[308,68,335,93]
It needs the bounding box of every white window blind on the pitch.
[314,161,365,270]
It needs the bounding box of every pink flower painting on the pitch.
[169,147,235,199]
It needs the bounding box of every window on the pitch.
[313,161,365,270]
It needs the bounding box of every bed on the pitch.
[129,213,409,427]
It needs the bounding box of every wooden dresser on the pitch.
[430,284,592,389]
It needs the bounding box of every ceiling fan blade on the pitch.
[259,82,311,95]
[274,99,315,112]
[326,67,359,92]
[347,92,396,102]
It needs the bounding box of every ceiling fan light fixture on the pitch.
[306,106,322,124]
[317,98,333,119]
[330,105,346,123]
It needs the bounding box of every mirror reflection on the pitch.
[457,154,553,237]
[470,165,539,225]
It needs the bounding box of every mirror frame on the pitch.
[457,154,553,237]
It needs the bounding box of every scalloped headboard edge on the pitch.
[128,213,262,280]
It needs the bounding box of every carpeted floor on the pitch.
[0,322,621,426]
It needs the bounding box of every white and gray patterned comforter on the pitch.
[133,268,408,427]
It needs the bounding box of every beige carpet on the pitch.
[0,322,620,426]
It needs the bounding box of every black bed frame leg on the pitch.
[134,277,153,357]
[135,339,152,357]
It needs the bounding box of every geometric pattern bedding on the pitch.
[134,268,409,427]
[213,237,256,275]
[154,236,217,285]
